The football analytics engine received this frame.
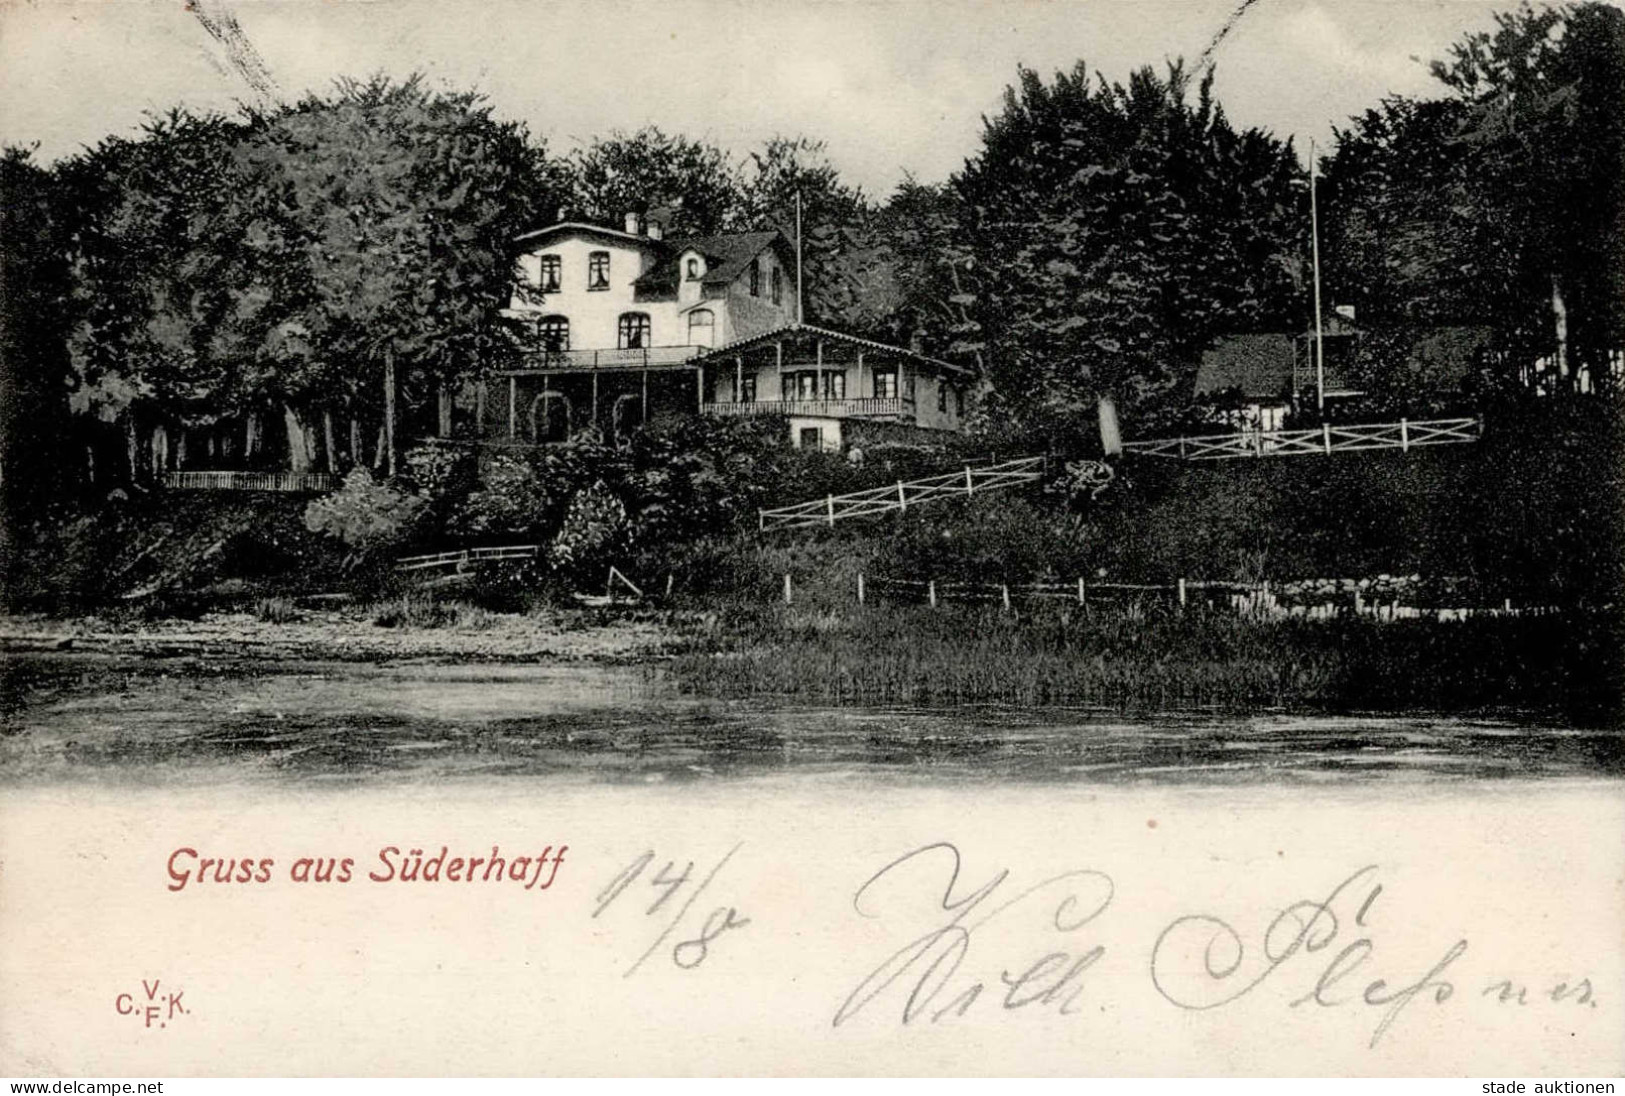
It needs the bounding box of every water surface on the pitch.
[2,652,1619,786]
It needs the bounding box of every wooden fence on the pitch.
[1121,416,1481,461]
[162,470,336,493]
[396,544,540,575]
[778,571,1544,622]
[758,456,1045,531]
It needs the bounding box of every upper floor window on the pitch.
[537,254,561,292]
[872,368,898,400]
[749,257,761,297]
[740,375,757,403]
[771,267,783,306]
[937,381,948,412]
[618,312,651,350]
[587,251,610,291]
[537,315,570,353]
[685,257,701,281]
[687,309,715,348]
[822,371,846,400]
[955,387,965,416]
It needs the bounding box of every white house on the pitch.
[486,211,975,448]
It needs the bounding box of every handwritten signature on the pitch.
[1150,864,1469,1047]
[834,847,1598,1045]
[833,841,1114,1026]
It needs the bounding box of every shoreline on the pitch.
[0,608,686,665]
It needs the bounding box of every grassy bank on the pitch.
[667,601,1623,723]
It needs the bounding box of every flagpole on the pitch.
[1310,139,1325,413]
[795,190,804,325]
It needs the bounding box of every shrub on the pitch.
[303,468,425,558]
[550,481,632,578]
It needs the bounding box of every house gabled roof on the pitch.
[632,231,787,298]
[1197,324,1493,403]
[1194,334,1297,400]
[512,221,664,249]
[694,322,977,377]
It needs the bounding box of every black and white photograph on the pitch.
[1,0,1621,1079]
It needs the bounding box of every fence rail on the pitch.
[162,470,336,493]
[1122,416,1481,461]
[784,570,1550,621]
[396,544,540,574]
[759,456,1045,531]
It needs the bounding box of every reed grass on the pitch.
[667,601,1620,720]
[252,596,300,624]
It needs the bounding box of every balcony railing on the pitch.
[163,470,336,493]
[702,397,916,419]
[511,345,702,371]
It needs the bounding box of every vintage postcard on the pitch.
[1,0,1621,1079]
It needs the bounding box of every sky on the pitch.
[0,0,1530,196]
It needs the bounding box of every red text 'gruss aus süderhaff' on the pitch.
[164,845,568,892]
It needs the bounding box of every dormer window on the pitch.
[537,254,561,292]
[685,257,701,281]
[771,267,783,306]
[587,251,610,291]
[749,257,761,297]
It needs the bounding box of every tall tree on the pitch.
[568,127,743,236]
[1430,0,1625,390]
[57,77,562,479]
[236,75,560,472]
[58,110,254,480]
[1324,1,1625,395]
[0,146,75,523]
[872,179,986,368]
[734,136,883,328]
[952,61,1305,442]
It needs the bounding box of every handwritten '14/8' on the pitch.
[592,845,751,977]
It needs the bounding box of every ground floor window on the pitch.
[528,390,571,443]
[782,370,844,401]
[799,427,823,450]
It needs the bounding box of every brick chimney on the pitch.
[624,210,642,235]
[646,221,663,241]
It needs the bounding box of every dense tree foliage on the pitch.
[568,127,745,236]
[947,62,1306,441]
[53,77,561,481]
[0,147,75,524]
[1323,1,1625,394]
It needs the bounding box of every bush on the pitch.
[550,481,632,578]
[303,468,425,558]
